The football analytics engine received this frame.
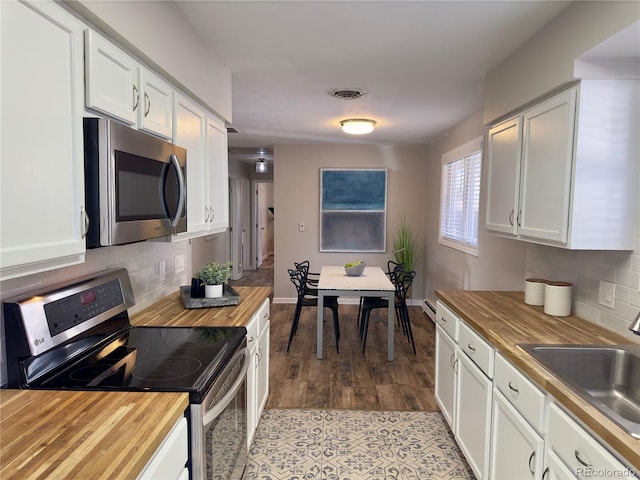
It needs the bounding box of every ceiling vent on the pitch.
[328,89,367,100]
[227,126,240,134]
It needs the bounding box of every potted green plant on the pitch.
[195,261,232,298]
[392,217,417,280]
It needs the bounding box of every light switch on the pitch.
[598,280,615,308]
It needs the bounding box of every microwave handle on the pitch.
[167,154,186,228]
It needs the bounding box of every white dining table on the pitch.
[316,266,396,361]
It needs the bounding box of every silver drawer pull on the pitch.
[528,451,536,475]
[508,381,519,394]
[574,450,592,468]
[542,467,549,480]
[467,344,476,353]
[248,336,255,343]
[440,316,447,323]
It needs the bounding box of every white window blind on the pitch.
[439,136,483,255]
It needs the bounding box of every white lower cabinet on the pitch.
[137,416,188,480]
[545,449,579,480]
[247,299,270,450]
[434,301,635,480]
[547,403,631,480]
[435,324,457,429]
[456,348,493,480]
[490,390,544,479]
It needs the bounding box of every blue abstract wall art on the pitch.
[320,168,387,252]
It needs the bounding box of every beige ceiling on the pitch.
[176,0,570,158]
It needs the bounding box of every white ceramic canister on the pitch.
[544,281,572,316]
[524,278,547,306]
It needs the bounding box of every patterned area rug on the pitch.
[246,409,475,480]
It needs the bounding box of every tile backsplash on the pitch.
[0,240,191,385]
[525,221,640,341]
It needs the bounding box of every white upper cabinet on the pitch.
[206,115,230,233]
[485,81,639,250]
[1,0,87,279]
[85,30,173,139]
[519,89,576,243]
[174,93,208,235]
[138,68,173,139]
[486,117,522,236]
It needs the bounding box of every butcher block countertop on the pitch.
[0,389,188,479]
[436,290,640,470]
[131,286,272,327]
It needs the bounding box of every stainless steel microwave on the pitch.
[83,118,187,247]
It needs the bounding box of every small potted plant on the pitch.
[195,261,232,298]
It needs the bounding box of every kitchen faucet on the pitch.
[630,311,640,335]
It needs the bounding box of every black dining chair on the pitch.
[287,268,341,353]
[356,260,404,331]
[359,266,416,355]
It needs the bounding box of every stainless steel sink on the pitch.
[519,344,640,438]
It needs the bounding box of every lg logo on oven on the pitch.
[33,337,45,346]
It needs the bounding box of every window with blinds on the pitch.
[439,136,483,256]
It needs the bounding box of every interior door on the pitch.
[229,177,243,280]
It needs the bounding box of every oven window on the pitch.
[205,379,247,480]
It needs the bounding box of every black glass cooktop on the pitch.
[35,326,245,400]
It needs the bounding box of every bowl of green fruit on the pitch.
[345,260,366,276]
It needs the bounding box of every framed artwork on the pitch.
[320,168,387,252]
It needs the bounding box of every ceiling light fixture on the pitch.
[255,158,268,173]
[340,118,377,135]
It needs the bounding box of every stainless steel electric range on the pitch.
[3,269,248,480]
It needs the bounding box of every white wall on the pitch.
[525,193,640,341]
[422,111,527,308]
[273,144,429,302]
[484,1,640,123]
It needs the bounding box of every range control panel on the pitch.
[44,279,124,337]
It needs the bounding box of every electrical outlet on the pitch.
[598,280,615,309]
[159,261,166,282]
[175,255,185,274]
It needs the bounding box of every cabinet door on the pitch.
[139,68,173,139]
[456,350,492,480]
[485,117,522,236]
[85,29,138,125]
[519,88,576,243]
[246,314,259,450]
[490,390,544,480]
[1,0,86,277]
[256,320,270,416]
[435,326,457,430]
[174,94,207,234]
[206,116,230,232]
[544,449,579,480]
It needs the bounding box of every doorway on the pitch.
[252,180,274,270]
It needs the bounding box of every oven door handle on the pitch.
[202,347,250,427]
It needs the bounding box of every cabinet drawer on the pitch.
[547,402,628,479]
[494,352,546,433]
[256,298,270,333]
[435,301,459,341]
[459,321,494,378]
[246,314,259,349]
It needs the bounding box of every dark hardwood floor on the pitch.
[229,255,439,411]
[268,303,438,411]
